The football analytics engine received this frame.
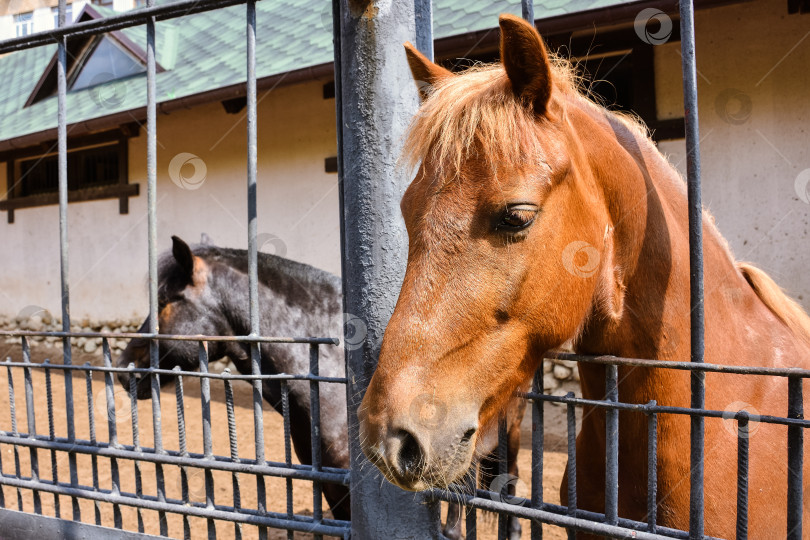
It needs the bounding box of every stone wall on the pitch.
[0,315,143,356]
[541,358,581,399]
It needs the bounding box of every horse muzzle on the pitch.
[359,403,479,491]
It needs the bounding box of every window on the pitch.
[70,36,145,91]
[0,128,140,223]
[52,5,74,28]
[14,12,33,37]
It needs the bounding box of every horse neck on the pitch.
[562,97,802,399]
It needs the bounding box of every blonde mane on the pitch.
[401,56,646,180]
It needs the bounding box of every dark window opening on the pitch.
[0,127,140,223]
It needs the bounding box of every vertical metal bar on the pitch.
[128,364,145,533]
[531,370,543,540]
[44,360,60,518]
[646,401,658,533]
[144,0,166,531]
[173,366,191,540]
[246,0,267,537]
[6,361,24,510]
[223,368,243,540]
[497,417,508,539]
[465,463,477,540]
[280,379,294,540]
[198,342,216,539]
[736,412,749,540]
[566,393,577,521]
[310,344,323,540]
[56,0,79,521]
[521,0,534,23]
[414,0,433,60]
[103,340,122,529]
[678,0,705,536]
[22,338,42,515]
[787,377,803,540]
[84,363,102,525]
[604,364,619,525]
[337,0,441,534]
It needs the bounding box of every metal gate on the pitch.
[0,0,806,539]
[0,0,351,538]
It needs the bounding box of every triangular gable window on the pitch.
[69,36,145,91]
[25,5,156,107]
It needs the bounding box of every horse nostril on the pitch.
[397,429,424,477]
[461,427,476,445]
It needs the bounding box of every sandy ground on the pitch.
[0,343,571,539]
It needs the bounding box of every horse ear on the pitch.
[200,232,214,246]
[404,42,454,101]
[499,14,553,115]
[171,236,195,281]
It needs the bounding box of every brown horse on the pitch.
[358,13,810,538]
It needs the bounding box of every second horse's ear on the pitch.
[404,42,454,101]
[200,232,214,246]
[172,236,195,281]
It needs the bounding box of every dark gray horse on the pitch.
[117,235,524,537]
[117,236,350,519]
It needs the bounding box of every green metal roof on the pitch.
[0,0,637,144]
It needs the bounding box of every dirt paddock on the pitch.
[0,343,571,539]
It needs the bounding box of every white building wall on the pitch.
[656,0,810,310]
[0,79,339,322]
[0,0,808,323]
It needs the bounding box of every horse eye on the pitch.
[497,204,538,232]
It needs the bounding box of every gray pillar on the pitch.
[334,0,442,538]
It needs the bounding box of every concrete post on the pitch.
[334,0,443,537]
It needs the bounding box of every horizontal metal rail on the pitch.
[0,0,266,55]
[0,330,339,345]
[0,474,350,537]
[548,349,810,379]
[0,432,350,484]
[0,359,347,383]
[521,391,810,428]
[426,488,721,540]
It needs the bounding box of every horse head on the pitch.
[358,15,623,491]
[117,236,235,398]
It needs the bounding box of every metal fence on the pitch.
[0,0,350,538]
[0,0,806,539]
